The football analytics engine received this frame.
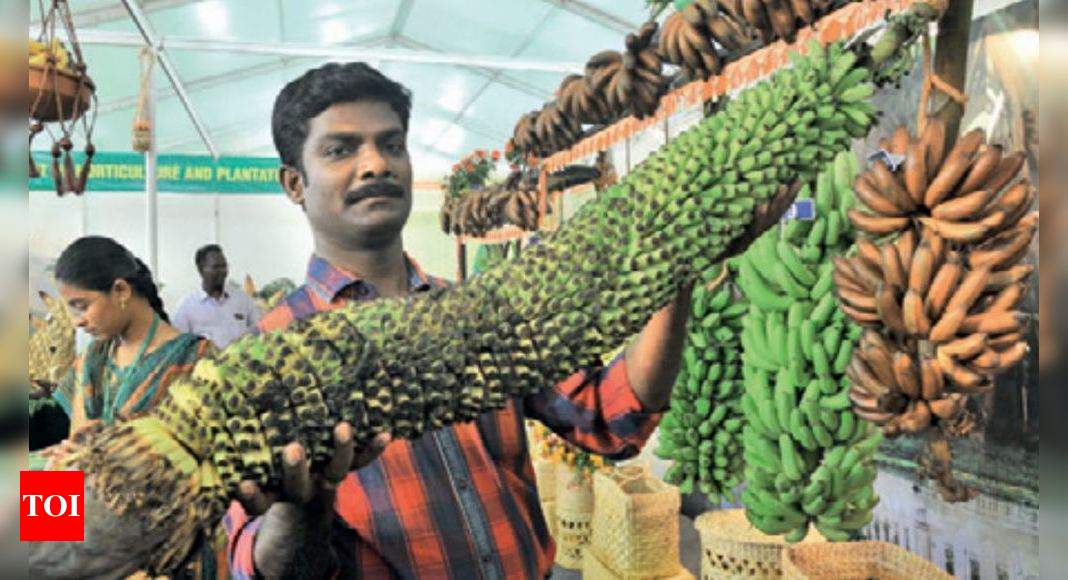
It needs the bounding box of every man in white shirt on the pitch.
[172,244,261,348]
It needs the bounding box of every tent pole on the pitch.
[145,60,159,278]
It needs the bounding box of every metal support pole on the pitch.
[145,65,159,278]
[213,192,221,243]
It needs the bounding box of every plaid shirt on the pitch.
[222,254,662,579]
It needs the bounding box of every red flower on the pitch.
[475,149,485,158]
[464,161,475,172]
[452,163,460,172]
[491,150,501,160]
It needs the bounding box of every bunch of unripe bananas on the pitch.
[657,270,748,505]
[736,152,881,543]
[838,121,1036,500]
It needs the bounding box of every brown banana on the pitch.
[931,188,995,221]
[870,160,916,212]
[882,243,908,289]
[959,311,1027,335]
[849,209,910,236]
[941,333,987,359]
[918,215,998,244]
[982,152,1027,197]
[921,117,948,179]
[855,238,884,270]
[892,351,921,399]
[876,282,907,336]
[987,283,1026,313]
[855,172,907,216]
[903,139,928,206]
[944,266,991,314]
[920,356,945,400]
[907,240,935,295]
[925,253,964,320]
[968,213,1038,270]
[937,347,988,391]
[895,229,918,273]
[956,144,1003,195]
[929,306,968,343]
[928,395,964,420]
[902,288,931,337]
[888,125,911,156]
[985,264,1035,291]
[924,128,986,208]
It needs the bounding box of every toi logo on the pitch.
[20,471,84,542]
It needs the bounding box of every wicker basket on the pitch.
[555,467,594,569]
[541,499,557,540]
[695,509,825,579]
[589,466,682,578]
[583,547,695,580]
[781,541,951,580]
[534,458,557,501]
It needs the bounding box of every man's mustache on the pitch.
[345,181,405,205]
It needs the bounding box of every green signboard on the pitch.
[29,151,283,194]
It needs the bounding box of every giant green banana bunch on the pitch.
[656,268,748,504]
[737,151,883,542]
[47,41,881,575]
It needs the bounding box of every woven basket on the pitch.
[589,466,682,578]
[534,458,557,501]
[555,467,594,569]
[781,541,951,580]
[541,499,557,540]
[695,509,825,579]
[583,547,695,580]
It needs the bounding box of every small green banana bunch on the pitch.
[657,268,748,504]
[736,151,882,542]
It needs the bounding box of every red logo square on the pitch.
[20,471,84,542]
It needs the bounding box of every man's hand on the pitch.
[236,424,390,579]
[721,181,802,259]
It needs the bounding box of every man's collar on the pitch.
[197,286,230,301]
[305,253,432,301]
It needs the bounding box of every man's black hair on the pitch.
[194,244,223,269]
[271,62,413,171]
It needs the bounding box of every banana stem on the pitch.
[930,0,975,145]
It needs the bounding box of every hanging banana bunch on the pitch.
[737,151,881,543]
[657,267,748,505]
[838,121,1036,501]
[556,73,616,126]
[41,39,914,576]
[658,0,752,81]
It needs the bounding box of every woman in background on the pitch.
[45,235,220,579]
